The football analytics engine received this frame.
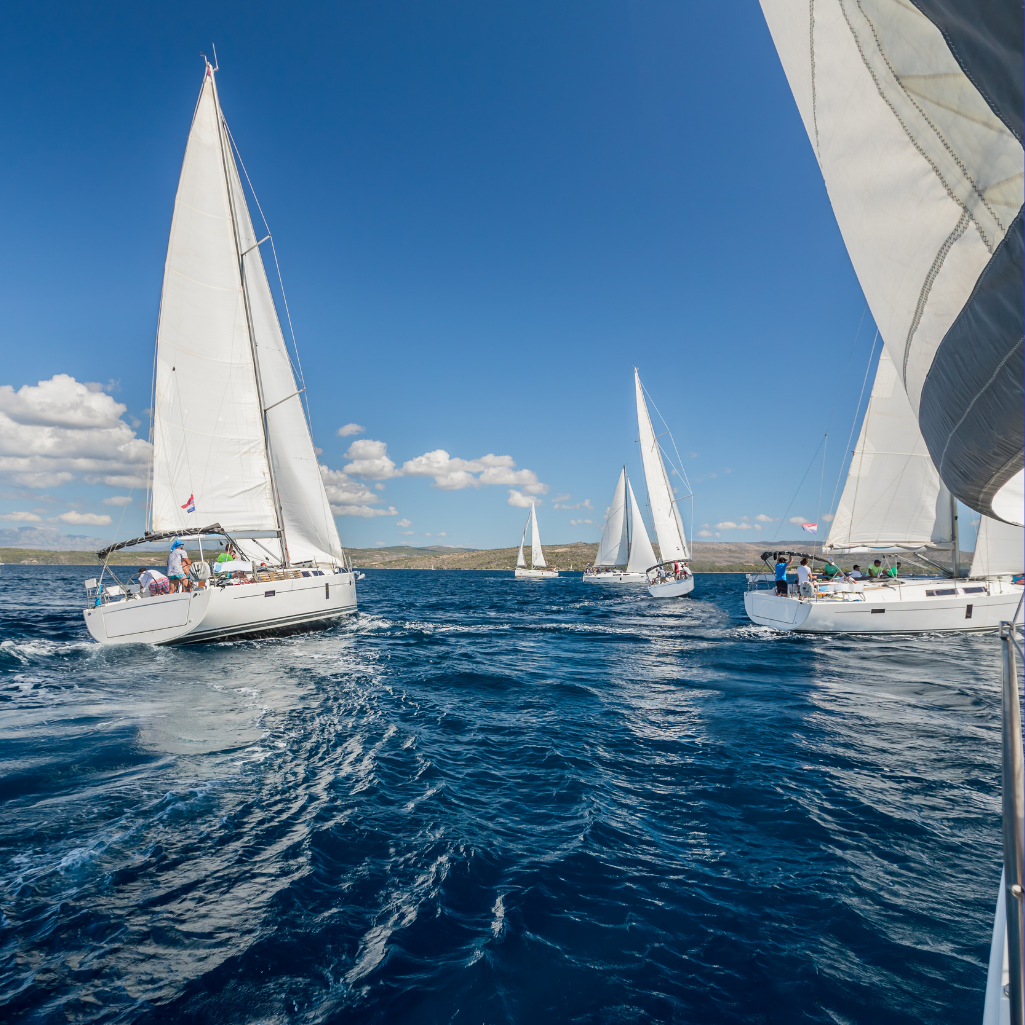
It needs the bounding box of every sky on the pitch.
[0,1,979,551]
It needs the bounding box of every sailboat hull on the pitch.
[744,579,1023,633]
[647,575,695,598]
[83,571,358,645]
[514,568,558,578]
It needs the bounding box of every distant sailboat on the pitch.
[514,502,558,579]
[583,467,656,584]
[634,369,694,598]
[82,61,356,645]
[744,352,1022,633]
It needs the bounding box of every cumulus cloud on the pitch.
[320,465,398,517]
[555,498,593,510]
[789,516,808,524]
[402,450,546,493]
[337,423,365,437]
[103,495,133,506]
[754,513,776,522]
[438,532,447,537]
[58,511,112,526]
[396,518,412,528]
[0,511,41,522]
[822,513,834,522]
[715,521,752,530]
[553,493,571,503]
[342,439,400,480]
[0,375,150,490]
[507,489,541,508]
[697,529,713,537]
[570,518,593,526]
[400,530,414,535]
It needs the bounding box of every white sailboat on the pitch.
[744,352,1022,633]
[584,467,657,584]
[514,502,558,578]
[82,61,356,646]
[634,369,694,598]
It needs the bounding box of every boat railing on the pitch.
[998,617,1024,1025]
[645,561,691,583]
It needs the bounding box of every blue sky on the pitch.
[0,1,973,551]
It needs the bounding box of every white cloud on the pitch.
[555,498,593,510]
[0,375,150,490]
[400,530,414,535]
[754,513,776,522]
[396,518,412,528]
[320,465,397,517]
[401,449,547,493]
[58,511,112,526]
[423,532,432,537]
[822,513,834,522]
[570,518,593,526]
[374,483,386,491]
[553,493,571,503]
[337,423,365,437]
[343,439,400,480]
[789,516,808,524]
[0,511,41,522]
[438,531,447,537]
[103,495,133,506]
[697,529,713,537]
[375,541,386,546]
[715,521,752,530]
[507,489,541,507]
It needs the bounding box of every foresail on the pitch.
[516,513,528,568]
[970,515,1025,578]
[595,469,629,567]
[530,503,547,568]
[222,110,344,566]
[150,68,278,538]
[634,370,688,561]
[625,479,657,573]
[825,351,952,551]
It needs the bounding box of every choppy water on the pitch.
[0,566,1006,1023]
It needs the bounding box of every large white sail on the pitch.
[970,516,1025,579]
[825,350,952,551]
[530,503,547,568]
[150,68,277,538]
[625,478,658,573]
[595,469,629,567]
[634,369,688,561]
[221,92,343,566]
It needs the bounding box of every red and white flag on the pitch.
[801,523,817,535]
[181,494,195,513]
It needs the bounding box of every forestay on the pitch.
[596,469,630,567]
[530,503,547,568]
[758,0,1024,523]
[970,516,1025,579]
[634,370,688,561]
[625,479,658,574]
[824,351,952,551]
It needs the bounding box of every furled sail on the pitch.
[530,503,547,568]
[824,350,953,551]
[596,468,630,567]
[970,515,1025,579]
[150,65,344,566]
[150,68,278,539]
[634,369,689,561]
[625,478,658,573]
[759,0,1024,524]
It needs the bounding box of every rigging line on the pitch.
[828,329,880,521]
[171,369,198,533]
[769,433,827,544]
[641,382,693,496]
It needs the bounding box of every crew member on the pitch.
[774,554,791,596]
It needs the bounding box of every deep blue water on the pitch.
[0,565,1005,1024]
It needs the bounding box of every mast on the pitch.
[209,64,290,565]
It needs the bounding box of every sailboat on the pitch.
[514,502,558,578]
[634,369,694,598]
[584,467,657,584]
[744,351,1023,633]
[82,61,356,646]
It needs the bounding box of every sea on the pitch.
[0,565,1007,1024]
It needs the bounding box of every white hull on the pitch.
[648,575,695,598]
[514,568,558,578]
[84,571,357,645]
[583,571,647,584]
[744,579,1023,633]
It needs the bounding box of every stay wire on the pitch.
[770,433,827,544]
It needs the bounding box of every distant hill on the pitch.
[0,526,116,551]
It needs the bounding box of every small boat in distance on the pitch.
[584,467,655,584]
[514,503,558,578]
[633,369,694,598]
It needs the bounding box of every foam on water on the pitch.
[0,566,1005,1024]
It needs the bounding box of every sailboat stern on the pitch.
[84,588,213,646]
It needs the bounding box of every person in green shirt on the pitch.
[885,561,901,578]
[867,560,883,578]
[822,562,840,580]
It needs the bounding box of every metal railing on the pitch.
[1000,619,1024,1025]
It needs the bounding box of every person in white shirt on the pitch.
[138,567,170,596]
[849,564,863,579]
[795,558,814,597]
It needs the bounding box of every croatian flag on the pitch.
[801,523,817,535]
[181,494,196,513]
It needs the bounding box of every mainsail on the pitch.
[759,0,1024,524]
[970,515,1025,580]
[150,65,344,566]
[595,468,630,567]
[530,503,547,568]
[824,350,952,551]
[634,369,689,561]
[625,478,657,573]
